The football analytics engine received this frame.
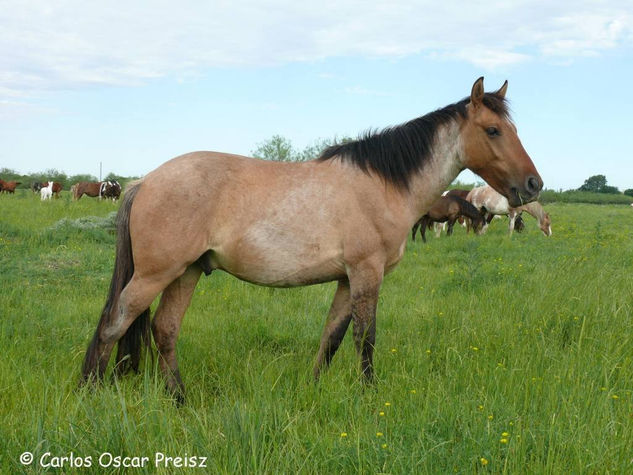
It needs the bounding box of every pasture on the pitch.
[1,190,632,473]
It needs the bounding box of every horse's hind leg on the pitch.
[84,274,168,382]
[420,217,429,243]
[313,279,352,380]
[151,265,202,403]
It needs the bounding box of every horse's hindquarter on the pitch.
[130,152,409,287]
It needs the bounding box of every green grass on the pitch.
[1,190,632,473]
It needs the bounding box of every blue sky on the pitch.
[1,1,632,190]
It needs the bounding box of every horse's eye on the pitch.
[486,127,500,137]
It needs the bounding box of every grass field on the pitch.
[1,190,632,474]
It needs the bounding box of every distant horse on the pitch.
[73,181,103,200]
[101,180,122,201]
[81,78,542,402]
[444,188,474,231]
[0,180,21,193]
[31,182,43,193]
[41,181,63,198]
[412,195,485,242]
[515,201,551,236]
[467,185,550,236]
[40,182,54,200]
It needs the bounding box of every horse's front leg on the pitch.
[348,260,383,383]
[447,219,456,236]
[313,279,352,380]
[508,211,516,236]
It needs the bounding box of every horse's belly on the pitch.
[210,227,346,287]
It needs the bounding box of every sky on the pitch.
[1,1,632,191]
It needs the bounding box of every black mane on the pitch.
[318,93,509,189]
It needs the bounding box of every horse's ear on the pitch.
[495,80,508,99]
[470,77,485,107]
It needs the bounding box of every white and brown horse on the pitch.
[40,181,63,198]
[81,78,542,402]
[467,185,551,236]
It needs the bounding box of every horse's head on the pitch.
[540,212,552,236]
[462,78,542,207]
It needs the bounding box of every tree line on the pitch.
[2,136,631,199]
[0,168,135,191]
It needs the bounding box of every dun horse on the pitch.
[81,78,542,402]
[467,185,551,236]
[411,195,484,242]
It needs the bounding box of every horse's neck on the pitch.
[407,121,464,223]
[520,202,543,222]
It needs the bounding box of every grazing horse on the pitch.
[515,201,552,236]
[0,180,21,193]
[81,78,542,403]
[411,195,484,242]
[40,182,54,200]
[467,185,550,236]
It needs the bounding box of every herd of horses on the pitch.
[412,184,552,242]
[79,77,546,403]
[0,180,122,201]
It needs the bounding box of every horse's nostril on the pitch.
[526,176,541,194]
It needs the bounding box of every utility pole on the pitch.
[99,162,102,181]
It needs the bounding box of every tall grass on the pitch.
[1,192,632,473]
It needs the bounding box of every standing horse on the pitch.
[31,182,43,193]
[73,181,103,200]
[81,78,542,402]
[41,181,63,198]
[467,185,550,235]
[411,195,484,242]
[0,180,21,193]
[101,180,122,201]
[40,182,54,200]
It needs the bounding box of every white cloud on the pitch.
[1,1,631,98]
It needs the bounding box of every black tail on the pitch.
[81,181,151,382]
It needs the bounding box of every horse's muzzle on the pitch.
[509,175,542,206]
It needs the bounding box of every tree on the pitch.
[624,189,633,197]
[578,174,607,192]
[252,135,355,162]
[252,135,295,162]
[598,185,620,194]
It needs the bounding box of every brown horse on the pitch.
[0,179,21,193]
[81,78,542,402]
[73,181,102,200]
[411,195,485,242]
